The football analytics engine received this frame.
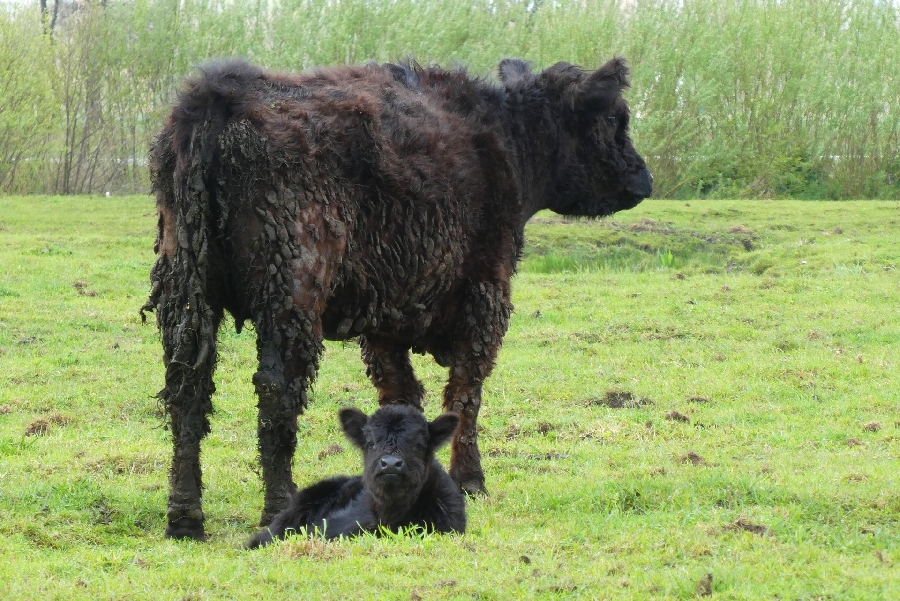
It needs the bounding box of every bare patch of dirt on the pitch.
[72,281,97,297]
[84,454,165,476]
[540,584,577,594]
[0,404,10,414]
[318,444,344,460]
[628,217,675,234]
[25,419,51,436]
[90,498,115,525]
[727,518,772,537]
[505,424,521,440]
[825,227,843,235]
[279,537,347,560]
[665,410,690,423]
[686,396,710,404]
[591,389,653,409]
[863,421,882,432]
[47,413,71,425]
[641,326,686,341]
[697,573,713,597]
[536,422,554,435]
[729,224,754,236]
[527,453,569,461]
[846,437,863,446]
[681,451,706,466]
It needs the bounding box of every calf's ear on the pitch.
[339,407,369,449]
[571,56,630,115]
[428,413,460,451]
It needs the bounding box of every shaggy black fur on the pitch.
[247,405,464,547]
[143,56,651,539]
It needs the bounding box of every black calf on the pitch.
[248,405,465,547]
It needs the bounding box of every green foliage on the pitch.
[2,196,899,598]
[0,7,56,193]
[0,0,898,198]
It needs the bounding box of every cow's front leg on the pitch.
[254,308,324,526]
[442,281,512,495]
[360,335,425,410]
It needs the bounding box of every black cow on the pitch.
[248,404,465,547]
[144,56,651,539]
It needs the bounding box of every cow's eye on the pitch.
[366,440,375,449]
[606,115,617,126]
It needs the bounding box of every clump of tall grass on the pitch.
[0,0,897,198]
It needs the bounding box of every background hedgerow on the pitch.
[0,0,898,198]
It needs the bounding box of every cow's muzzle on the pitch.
[626,168,653,199]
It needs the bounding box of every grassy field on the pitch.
[1,196,898,599]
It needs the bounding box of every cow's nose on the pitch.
[380,456,404,474]
[626,168,653,198]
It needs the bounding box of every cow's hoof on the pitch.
[259,510,278,527]
[459,480,488,497]
[165,517,207,541]
[452,471,487,497]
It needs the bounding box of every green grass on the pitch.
[1,196,899,599]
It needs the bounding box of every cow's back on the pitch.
[187,62,520,343]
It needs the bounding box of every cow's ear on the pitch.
[498,58,532,88]
[339,407,369,449]
[427,413,459,451]
[572,57,630,115]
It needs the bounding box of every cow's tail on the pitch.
[141,60,264,528]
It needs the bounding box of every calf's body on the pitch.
[248,405,465,547]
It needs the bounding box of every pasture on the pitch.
[1,196,898,599]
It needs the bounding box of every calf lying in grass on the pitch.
[248,405,466,547]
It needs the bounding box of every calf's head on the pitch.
[340,405,458,504]
[501,56,652,217]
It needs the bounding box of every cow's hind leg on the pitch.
[360,335,425,410]
[157,304,222,540]
[254,308,324,526]
[442,281,511,495]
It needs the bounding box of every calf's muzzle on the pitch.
[379,455,405,475]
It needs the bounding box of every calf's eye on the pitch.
[606,115,617,126]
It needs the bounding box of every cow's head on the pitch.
[340,405,458,506]
[500,56,652,218]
